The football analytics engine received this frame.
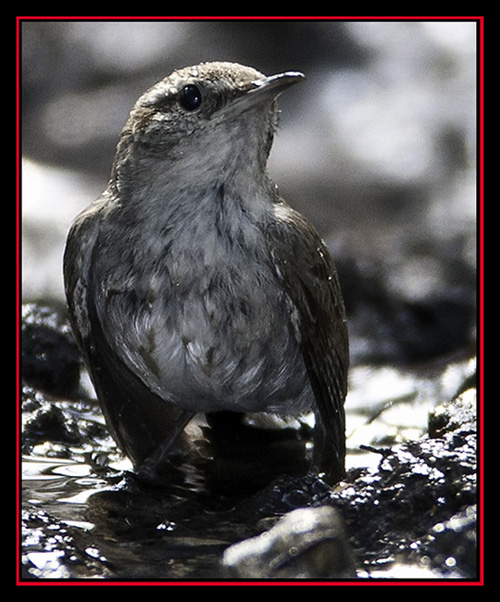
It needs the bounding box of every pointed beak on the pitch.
[250,71,305,97]
[232,71,304,111]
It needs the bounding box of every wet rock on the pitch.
[223,506,355,579]
[22,394,77,449]
[21,377,112,461]
[331,386,477,578]
[427,505,477,578]
[21,388,109,457]
[428,387,476,438]
[21,303,81,398]
[231,473,333,521]
[338,240,476,367]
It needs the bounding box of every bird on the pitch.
[63,61,349,485]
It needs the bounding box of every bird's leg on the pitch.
[136,409,195,482]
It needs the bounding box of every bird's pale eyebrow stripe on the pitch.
[143,84,178,108]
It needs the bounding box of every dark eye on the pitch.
[180,84,202,111]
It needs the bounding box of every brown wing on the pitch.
[63,203,194,478]
[268,202,349,483]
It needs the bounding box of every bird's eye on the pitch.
[179,84,202,111]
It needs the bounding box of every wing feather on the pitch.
[63,204,193,473]
[268,202,349,483]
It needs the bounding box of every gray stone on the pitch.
[222,506,355,579]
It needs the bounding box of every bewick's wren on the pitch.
[64,61,349,484]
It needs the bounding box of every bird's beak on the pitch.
[232,71,304,112]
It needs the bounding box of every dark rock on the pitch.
[21,303,81,398]
[21,384,110,457]
[428,388,476,438]
[331,387,477,578]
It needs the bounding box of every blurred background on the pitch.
[20,18,478,368]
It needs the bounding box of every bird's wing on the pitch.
[63,203,193,473]
[267,202,349,482]
[63,201,104,353]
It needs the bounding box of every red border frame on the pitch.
[16,15,485,587]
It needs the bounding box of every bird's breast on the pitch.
[94,195,314,416]
[149,242,312,415]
